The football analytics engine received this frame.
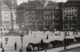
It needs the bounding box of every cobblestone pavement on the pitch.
[60,47,80,52]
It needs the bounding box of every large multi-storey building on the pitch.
[63,0,80,31]
[17,0,63,31]
[0,1,11,29]
[0,0,17,30]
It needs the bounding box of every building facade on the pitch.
[3,0,17,29]
[63,0,80,31]
[0,2,11,29]
[16,3,26,30]
[17,0,63,31]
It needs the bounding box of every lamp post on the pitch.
[20,33,24,52]
[0,29,3,48]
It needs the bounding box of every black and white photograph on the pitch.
[0,0,80,52]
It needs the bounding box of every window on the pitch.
[72,12,74,14]
[69,12,71,15]
[75,8,76,9]
[4,21,9,23]
[42,12,43,14]
[69,17,71,20]
[64,12,66,15]
[64,17,68,20]
[73,17,76,20]
[67,12,68,15]
[64,8,65,10]
[51,16,52,19]
[72,8,73,10]
[69,8,71,10]
[75,12,77,14]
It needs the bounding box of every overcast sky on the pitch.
[17,0,67,5]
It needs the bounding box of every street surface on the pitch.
[60,47,80,52]
[0,31,80,52]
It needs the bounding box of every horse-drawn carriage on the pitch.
[26,31,80,51]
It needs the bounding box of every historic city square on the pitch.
[1,0,80,52]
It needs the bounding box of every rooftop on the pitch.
[63,1,80,7]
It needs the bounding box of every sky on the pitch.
[17,0,67,5]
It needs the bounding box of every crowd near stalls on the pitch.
[26,31,80,51]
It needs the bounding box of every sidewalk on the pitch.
[0,48,2,52]
[0,43,80,52]
[40,43,80,52]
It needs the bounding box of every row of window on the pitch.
[4,21,10,23]
[64,12,77,15]
[64,7,77,10]
[26,11,55,15]
[64,16,76,20]
[44,16,54,19]
[26,13,36,16]
[26,16,54,20]
[26,22,53,25]
[44,11,54,14]
[45,22,53,25]
[26,23,35,25]
[27,17,35,20]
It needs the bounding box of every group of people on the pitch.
[1,37,32,52]
[1,37,8,52]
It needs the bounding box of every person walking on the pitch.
[2,48,5,52]
[19,49,22,52]
[14,42,17,50]
[46,34,49,39]
[1,42,3,48]
[5,37,8,45]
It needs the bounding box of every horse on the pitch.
[40,39,51,49]
[75,37,80,43]
[28,43,41,51]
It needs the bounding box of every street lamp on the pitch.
[20,33,24,52]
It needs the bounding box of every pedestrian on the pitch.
[2,48,5,52]
[41,39,43,44]
[5,37,8,45]
[46,34,49,39]
[1,42,3,48]
[64,38,67,50]
[14,42,17,50]
[19,49,22,52]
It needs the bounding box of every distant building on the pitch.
[16,3,26,30]
[0,2,11,29]
[3,0,17,29]
[63,0,80,31]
